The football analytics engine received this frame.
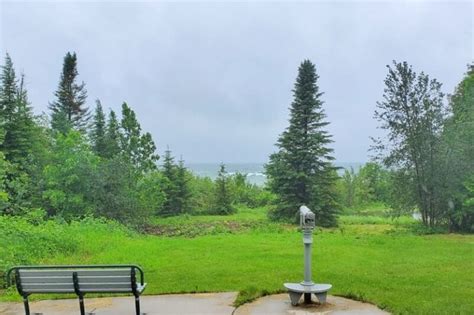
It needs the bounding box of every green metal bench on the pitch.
[6,265,147,315]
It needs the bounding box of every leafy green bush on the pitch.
[41,132,99,219]
[0,214,133,287]
[0,214,76,286]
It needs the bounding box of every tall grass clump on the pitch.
[0,210,134,287]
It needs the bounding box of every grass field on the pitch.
[1,207,473,314]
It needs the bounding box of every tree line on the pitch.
[0,52,271,225]
[1,52,472,232]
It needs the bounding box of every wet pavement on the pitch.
[0,293,389,315]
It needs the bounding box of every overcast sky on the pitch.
[0,1,472,163]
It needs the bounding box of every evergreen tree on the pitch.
[0,54,17,126]
[120,102,158,172]
[49,52,89,133]
[175,157,190,214]
[139,132,158,172]
[160,148,177,216]
[265,60,338,226]
[213,163,234,215]
[0,55,36,166]
[120,102,141,161]
[90,100,107,157]
[0,55,39,214]
[104,110,121,158]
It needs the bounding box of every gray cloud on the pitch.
[1,1,472,163]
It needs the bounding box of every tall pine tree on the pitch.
[49,52,89,133]
[90,100,107,157]
[104,110,121,158]
[213,163,234,215]
[160,148,177,216]
[175,157,190,214]
[0,54,36,166]
[0,54,37,214]
[265,60,339,226]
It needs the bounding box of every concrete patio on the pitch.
[0,293,389,315]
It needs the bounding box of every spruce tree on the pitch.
[0,54,36,166]
[0,54,18,163]
[161,148,177,216]
[49,52,89,133]
[265,60,339,226]
[104,110,121,158]
[90,100,107,157]
[213,163,234,215]
[0,54,16,124]
[0,55,37,214]
[175,157,190,214]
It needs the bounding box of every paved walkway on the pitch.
[0,292,237,315]
[0,293,389,315]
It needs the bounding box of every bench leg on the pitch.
[22,296,30,315]
[78,295,85,315]
[135,295,140,315]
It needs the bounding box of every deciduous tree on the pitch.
[372,61,446,227]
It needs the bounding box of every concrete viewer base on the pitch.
[234,294,389,315]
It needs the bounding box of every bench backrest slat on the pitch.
[20,275,131,284]
[17,268,135,294]
[21,283,75,292]
[19,269,131,278]
[21,282,134,292]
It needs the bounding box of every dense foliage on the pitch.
[372,62,474,231]
[441,65,474,231]
[0,52,272,227]
[337,163,391,212]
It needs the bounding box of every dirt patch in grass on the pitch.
[142,221,260,237]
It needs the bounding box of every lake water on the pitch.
[187,162,363,186]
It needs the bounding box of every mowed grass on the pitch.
[1,208,473,314]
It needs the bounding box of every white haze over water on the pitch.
[187,162,363,186]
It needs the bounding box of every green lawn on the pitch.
[1,208,473,314]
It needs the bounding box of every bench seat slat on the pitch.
[23,289,76,293]
[23,288,135,293]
